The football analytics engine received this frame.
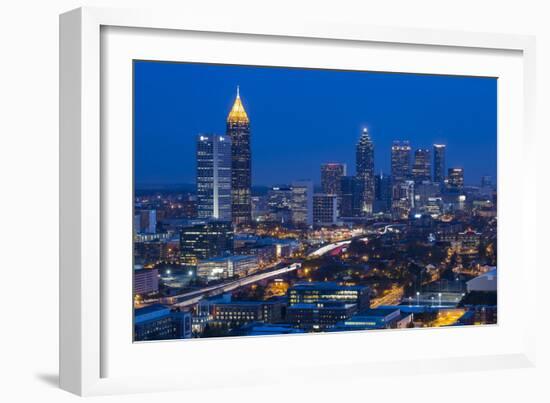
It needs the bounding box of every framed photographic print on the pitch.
[60,7,537,396]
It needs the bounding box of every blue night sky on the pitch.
[134,61,497,187]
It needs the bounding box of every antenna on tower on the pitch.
[237,85,240,97]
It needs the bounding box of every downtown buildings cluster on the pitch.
[133,88,498,341]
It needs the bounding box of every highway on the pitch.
[370,285,405,308]
[165,236,365,309]
[168,263,302,308]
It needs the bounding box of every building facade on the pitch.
[313,194,339,226]
[412,148,431,184]
[433,144,446,183]
[447,167,465,191]
[288,282,370,311]
[133,268,159,296]
[196,134,232,221]
[196,254,259,281]
[179,221,234,266]
[291,180,313,226]
[321,163,347,195]
[391,140,412,183]
[226,87,252,226]
[356,128,375,214]
[339,175,363,217]
[134,305,192,341]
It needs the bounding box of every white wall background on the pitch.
[0,0,548,401]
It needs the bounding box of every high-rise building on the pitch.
[412,148,431,184]
[179,221,234,266]
[135,209,157,234]
[356,128,375,214]
[433,144,446,183]
[447,168,465,191]
[291,180,313,226]
[374,172,392,213]
[392,180,415,219]
[321,163,346,195]
[340,176,363,217]
[267,185,293,224]
[226,87,252,226]
[313,194,339,226]
[196,134,232,221]
[391,141,412,183]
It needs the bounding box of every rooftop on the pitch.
[291,282,368,292]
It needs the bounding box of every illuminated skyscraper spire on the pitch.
[226,86,252,226]
[227,85,249,124]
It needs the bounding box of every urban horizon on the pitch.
[133,61,497,342]
[134,61,496,188]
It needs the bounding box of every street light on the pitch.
[416,291,420,306]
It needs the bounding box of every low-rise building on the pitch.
[210,300,286,327]
[133,268,159,296]
[196,255,259,281]
[341,308,413,330]
[286,301,357,331]
[134,304,192,341]
[288,282,370,310]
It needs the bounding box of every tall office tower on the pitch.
[226,87,252,226]
[340,176,363,217]
[392,180,415,219]
[447,168,465,191]
[267,185,293,224]
[321,163,347,195]
[374,172,392,213]
[433,144,446,183]
[356,128,375,214]
[391,141,412,183]
[291,180,313,226]
[179,221,234,266]
[196,134,232,221]
[313,194,339,226]
[412,148,431,184]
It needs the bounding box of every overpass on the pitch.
[166,263,302,308]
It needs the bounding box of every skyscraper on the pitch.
[340,176,363,217]
[226,87,252,226]
[356,128,375,214]
[374,172,392,213]
[321,163,347,195]
[313,194,339,226]
[412,148,431,184]
[391,141,412,183]
[196,134,232,221]
[391,141,412,217]
[447,168,465,191]
[433,144,446,183]
[291,180,313,226]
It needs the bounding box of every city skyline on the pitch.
[134,61,497,187]
[133,61,498,341]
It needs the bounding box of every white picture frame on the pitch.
[60,6,537,396]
